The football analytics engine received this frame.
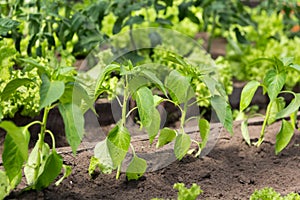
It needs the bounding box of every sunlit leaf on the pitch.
[126,156,147,181]
[156,128,176,148]
[174,133,191,160]
[275,120,294,155]
[240,81,260,111]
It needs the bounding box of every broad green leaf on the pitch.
[267,97,285,125]
[35,150,63,190]
[126,156,147,181]
[145,109,161,144]
[0,171,10,200]
[0,78,34,101]
[94,140,114,173]
[276,93,300,119]
[40,74,65,109]
[174,133,191,160]
[203,75,217,95]
[128,76,150,93]
[55,165,72,186]
[140,70,167,96]
[240,80,260,111]
[241,120,250,145]
[275,120,294,154]
[165,70,194,104]
[58,103,84,155]
[107,125,131,167]
[24,141,50,185]
[156,128,176,148]
[199,118,210,148]
[263,69,285,101]
[0,121,30,182]
[135,87,154,127]
[211,95,233,135]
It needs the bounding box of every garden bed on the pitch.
[3,118,300,200]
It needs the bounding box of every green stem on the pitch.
[46,130,56,150]
[116,164,121,180]
[180,103,188,133]
[121,79,129,127]
[256,102,272,146]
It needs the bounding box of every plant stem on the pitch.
[256,102,272,146]
[121,76,129,127]
[180,103,188,133]
[116,164,121,180]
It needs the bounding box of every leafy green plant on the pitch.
[250,187,300,200]
[240,57,300,154]
[0,56,90,198]
[89,51,233,180]
[151,182,202,200]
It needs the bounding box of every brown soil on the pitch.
[4,119,300,200]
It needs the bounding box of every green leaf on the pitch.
[276,93,300,119]
[211,95,233,134]
[145,109,161,144]
[174,133,191,160]
[24,141,50,186]
[0,171,10,200]
[94,64,120,98]
[275,120,294,154]
[267,97,285,125]
[263,69,285,101]
[135,87,154,127]
[35,150,63,190]
[40,74,65,109]
[58,103,84,155]
[241,120,250,145]
[107,125,131,167]
[140,70,167,96]
[126,156,147,181]
[55,165,72,186]
[0,121,30,182]
[199,118,210,149]
[240,80,260,111]
[0,18,20,35]
[124,15,144,26]
[156,128,176,148]
[0,78,34,101]
[93,140,114,173]
[165,70,194,104]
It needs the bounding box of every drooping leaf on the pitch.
[140,70,167,96]
[93,140,114,173]
[35,150,63,190]
[165,70,194,104]
[145,109,161,144]
[40,74,65,109]
[241,120,250,145]
[174,133,191,160]
[124,15,144,26]
[267,97,285,125]
[240,80,260,111]
[0,171,10,200]
[276,93,300,119]
[275,120,294,154]
[199,118,210,148]
[135,87,154,127]
[0,78,34,101]
[156,128,176,148]
[263,69,286,101]
[126,156,147,181]
[107,125,131,167]
[0,121,30,182]
[24,141,50,186]
[211,95,233,134]
[58,103,84,155]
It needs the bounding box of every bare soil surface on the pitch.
[4,119,300,200]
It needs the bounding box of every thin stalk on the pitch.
[116,164,121,180]
[256,102,272,146]
[180,103,188,133]
[121,76,129,127]
[46,130,56,150]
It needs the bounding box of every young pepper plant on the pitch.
[240,57,300,154]
[0,57,90,197]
